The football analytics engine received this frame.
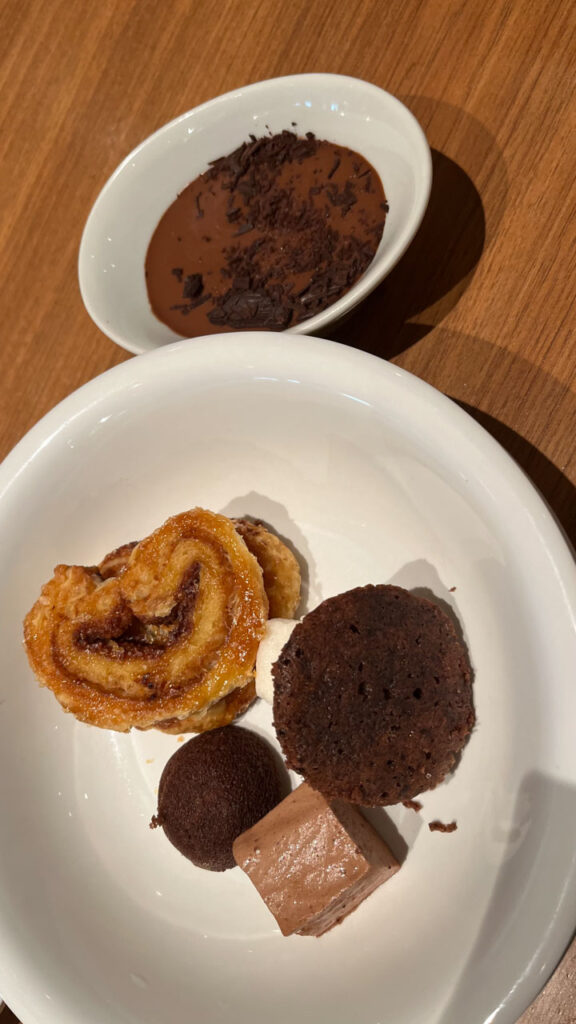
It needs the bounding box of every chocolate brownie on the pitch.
[151,726,286,870]
[272,585,474,806]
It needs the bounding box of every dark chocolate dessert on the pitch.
[145,130,387,336]
[151,726,286,870]
[273,585,475,806]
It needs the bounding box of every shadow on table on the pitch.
[330,98,508,361]
[437,772,576,1024]
[332,147,487,359]
[332,92,575,550]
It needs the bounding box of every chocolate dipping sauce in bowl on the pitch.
[78,74,432,355]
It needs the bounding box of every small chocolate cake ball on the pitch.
[273,585,475,806]
[151,726,285,870]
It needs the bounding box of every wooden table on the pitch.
[0,0,574,1020]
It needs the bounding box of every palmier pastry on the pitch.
[157,516,301,733]
[98,518,301,620]
[233,518,301,619]
[24,508,297,733]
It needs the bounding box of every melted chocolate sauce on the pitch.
[145,131,387,336]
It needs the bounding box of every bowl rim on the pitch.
[78,73,432,355]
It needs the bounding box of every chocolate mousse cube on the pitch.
[232,782,400,936]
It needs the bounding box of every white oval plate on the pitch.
[0,334,575,1024]
[78,74,431,354]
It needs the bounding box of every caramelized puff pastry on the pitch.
[233,518,300,619]
[98,518,301,619]
[23,509,272,733]
[90,517,302,733]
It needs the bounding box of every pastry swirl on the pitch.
[24,508,271,732]
[233,518,301,620]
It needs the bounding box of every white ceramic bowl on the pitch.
[1,333,576,1024]
[78,74,431,354]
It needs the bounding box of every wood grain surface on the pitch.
[0,0,575,1021]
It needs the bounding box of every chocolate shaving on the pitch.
[208,287,292,330]
[327,154,341,179]
[325,180,358,215]
[171,267,183,282]
[428,820,458,833]
[182,273,203,300]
